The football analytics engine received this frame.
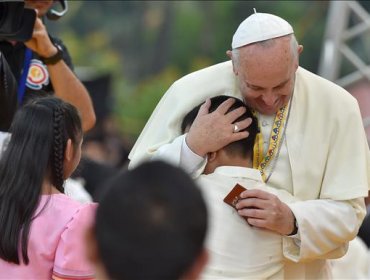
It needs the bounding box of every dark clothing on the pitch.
[0,52,17,131]
[0,36,73,102]
[72,157,120,202]
[358,213,370,248]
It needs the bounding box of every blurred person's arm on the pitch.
[46,56,96,131]
[25,17,96,132]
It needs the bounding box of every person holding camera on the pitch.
[0,1,94,203]
[0,0,95,132]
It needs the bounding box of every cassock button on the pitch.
[262,120,269,126]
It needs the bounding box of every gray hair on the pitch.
[232,34,299,67]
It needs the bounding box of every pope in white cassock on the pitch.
[129,11,370,279]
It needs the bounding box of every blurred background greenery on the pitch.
[46,0,368,148]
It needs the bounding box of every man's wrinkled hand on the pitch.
[235,189,295,235]
[185,98,252,157]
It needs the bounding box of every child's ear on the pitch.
[207,151,217,162]
[64,139,73,162]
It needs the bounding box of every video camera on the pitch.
[0,0,68,42]
[0,0,36,42]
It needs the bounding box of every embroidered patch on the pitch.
[26,59,50,90]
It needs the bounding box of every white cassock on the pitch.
[330,236,370,279]
[129,61,370,279]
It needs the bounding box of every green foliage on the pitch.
[114,66,181,141]
[60,30,121,74]
[170,2,204,72]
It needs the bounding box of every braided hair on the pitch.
[0,96,82,264]
[52,106,66,192]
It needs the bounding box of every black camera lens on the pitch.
[0,1,36,42]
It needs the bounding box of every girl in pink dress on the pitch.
[0,97,96,279]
